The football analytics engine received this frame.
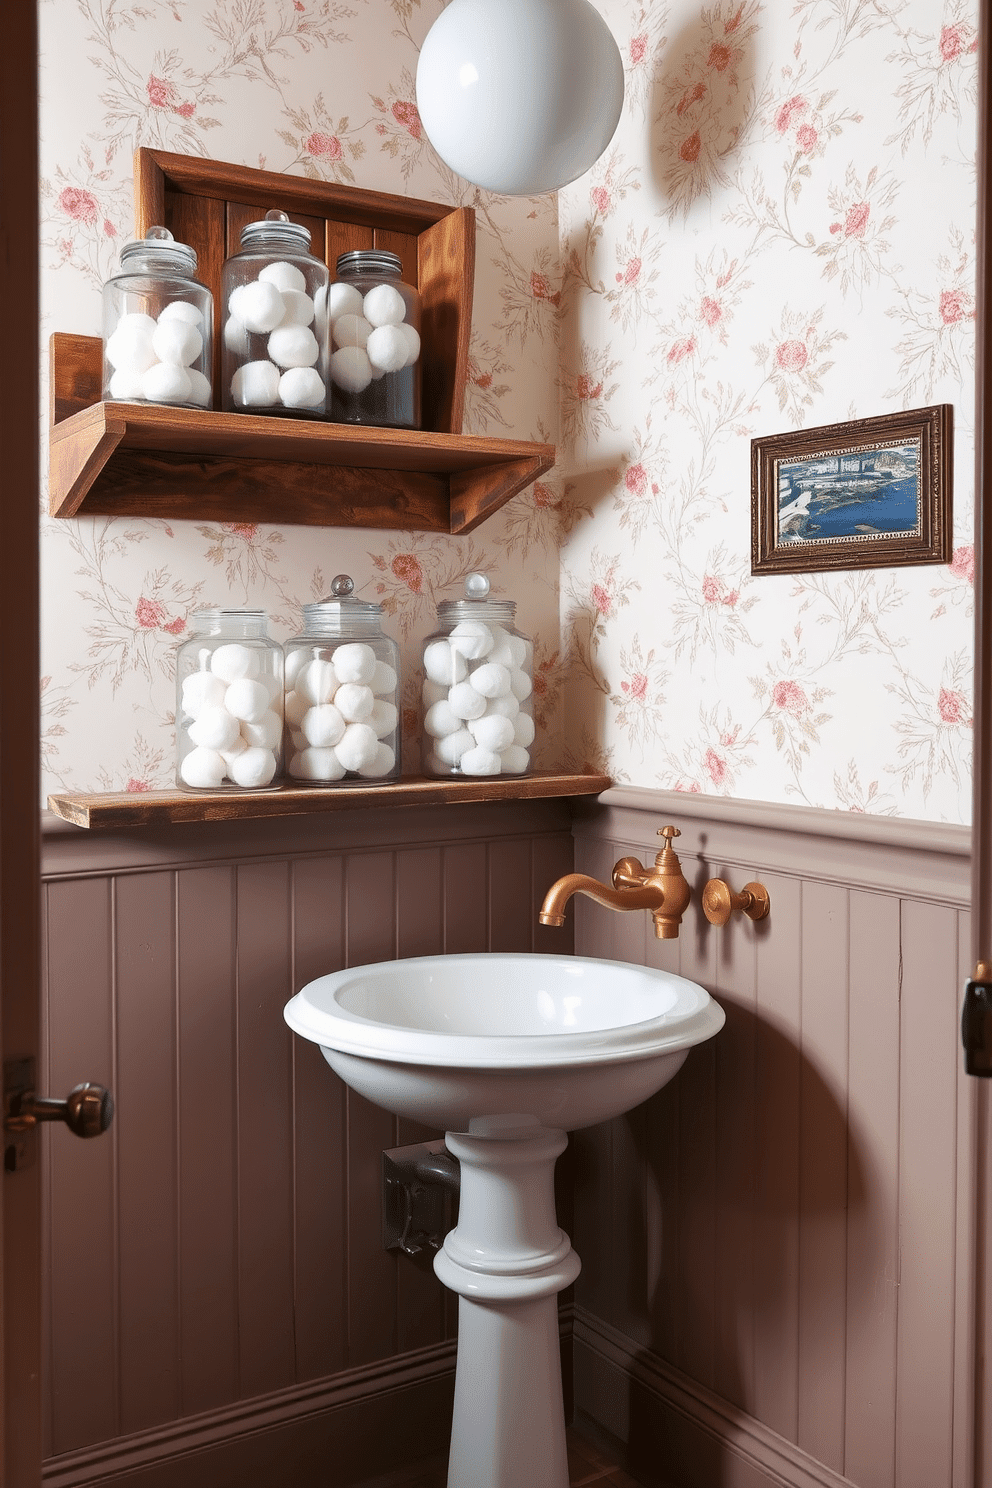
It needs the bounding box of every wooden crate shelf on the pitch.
[48,771,612,830]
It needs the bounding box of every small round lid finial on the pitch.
[330,574,355,597]
[465,572,490,600]
[144,225,175,242]
[264,209,291,224]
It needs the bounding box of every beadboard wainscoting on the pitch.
[39,800,575,1488]
[568,788,976,1488]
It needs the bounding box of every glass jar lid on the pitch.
[336,249,404,277]
[437,572,516,625]
[240,208,313,252]
[301,574,385,635]
[118,225,198,276]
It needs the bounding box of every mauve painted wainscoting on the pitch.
[568,788,976,1488]
[39,800,575,1488]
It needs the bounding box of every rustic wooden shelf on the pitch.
[48,771,611,830]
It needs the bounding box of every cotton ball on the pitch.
[510,668,533,702]
[460,746,502,777]
[334,722,378,772]
[370,661,397,697]
[259,260,307,295]
[228,746,277,788]
[231,360,280,407]
[108,367,146,400]
[330,346,372,394]
[366,324,409,375]
[298,658,337,705]
[328,282,364,321]
[289,747,346,782]
[301,703,346,748]
[333,314,371,350]
[469,662,511,699]
[513,712,536,747]
[422,678,446,709]
[313,283,328,337]
[468,714,515,753]
[186,368,212,407]
[228,285,249,318]
[284,689,309,727]
[423,639,467,687]
[363,283,406,328]
[219,735,248,769]
[285,650,307,691]
[333,642,377,685]
[180,747,227,789]
[275,289,315,330]
[210,644,260,682]
[224,678,270,723]
[105,313,157,373]
[368,699,398,739]
[242,710,283,750]
[279,367,325,409]
[434,728,475,766]
[357,742,395,778]
[449,621,494,661]
[397,322,421,368]
[188,706,241,752]
[159,300,202,327]
[500,745,530,775]
[290,728,307,752]
[239,280,285,334]
[447,681,487,721]
[268,325,319,369]
[224,315,248,355]
[334,682,374,723]
[152,318,203,367]
[486,627,517,668]
[483,693,520,721]
[425,699,461,738]
[142,363,192,404]
[181,671,227,718]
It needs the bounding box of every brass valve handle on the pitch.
[702,879,770,927]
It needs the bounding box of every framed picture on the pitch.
[751,404,953,575]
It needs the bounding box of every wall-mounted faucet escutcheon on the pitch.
[701,878,770,926]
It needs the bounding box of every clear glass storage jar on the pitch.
[421,574,534,778]
[221,210,329,417]
[328,250,421,429]
[283,576,401,785]
[175,610,284,791]
[102,226,213,409]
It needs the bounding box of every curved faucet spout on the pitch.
[538,873,664,928]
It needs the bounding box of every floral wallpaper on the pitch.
[39,0,978,821]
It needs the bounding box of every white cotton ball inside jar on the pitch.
[425,699,461,738]
[285,649,307,691]
[242,710,283,750]
[228,746,277,788]
[279,367,325,409]
[224,315,249,355]
[186,368,212,407]
[434,728,475,766]
[369,699,398,739]
[483,692,520,721]
[220,735,248,768]
[448,681,487,721]
[224,679,270,724]
[284,688,309,727]
[423,640,467,687]
[333,314,372,350]
[239,280,286,334]
[459,745,502,777]
[366,324,409,375]
[397,323,421,368]
[276,288,315,327]
[301,703,346,749]
[449,621,493,661]
[290,746,347,781]
[267,325,319,369]
[158,300,202,327]
[363,283,406,328]
[180,747,227,789]
[335,723,378,772]
[486,626,516,668]
[142,362,192,404]
[211,643,260,682]
[332,642,377,686]
[499,745,531,775]
[188,706,241,752]
[469,662,512,699]
[105,313,157,373]
[334,682,374,723]
[468,713,515,753]
[231,360,280,407]
[297,657,337,705]
[330,346,372,394]
[372,660,398,697]
[259,260,308,295]
[358,742,396,779]
[181,671,227,718]
[329,282,364,321]
[513,712,536,748]
[108,366,146,400]
[152,318,203,368]
[313,283,328,336]
[510,668,533,702]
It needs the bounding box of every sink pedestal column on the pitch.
[434,1122,581,1488]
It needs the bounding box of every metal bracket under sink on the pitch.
[382,1139,460,1256]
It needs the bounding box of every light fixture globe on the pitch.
[415,0,625,196]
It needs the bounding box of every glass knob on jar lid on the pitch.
[421,573,534,778]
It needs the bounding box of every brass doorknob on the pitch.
[702,879,770,927]
[6,1082,114,1139]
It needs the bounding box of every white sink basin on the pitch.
[283,951,723,1131]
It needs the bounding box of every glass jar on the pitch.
[328,250,421,429]
[421,574,534,778]
[221,210,329,417]
[283,575,401,786]
[102,226,213,409]
[175,611,284,791]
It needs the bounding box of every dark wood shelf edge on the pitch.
[48,772,612,830]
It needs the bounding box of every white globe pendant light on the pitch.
[415,0,625,196]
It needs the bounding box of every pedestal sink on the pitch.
[284,952,724,1488]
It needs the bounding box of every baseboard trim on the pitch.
[42,1341,457,1488]
[572,1308,857,1488]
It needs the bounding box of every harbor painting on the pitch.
[751,405,952,575]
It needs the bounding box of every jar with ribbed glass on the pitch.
[221,210,329,417]
[421,574,534,777]
[328,250,421,429]
[283,576,401,785]
[175,611,284,791]
[102,226,213,408]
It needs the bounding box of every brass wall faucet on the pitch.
[539,825,692,941]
